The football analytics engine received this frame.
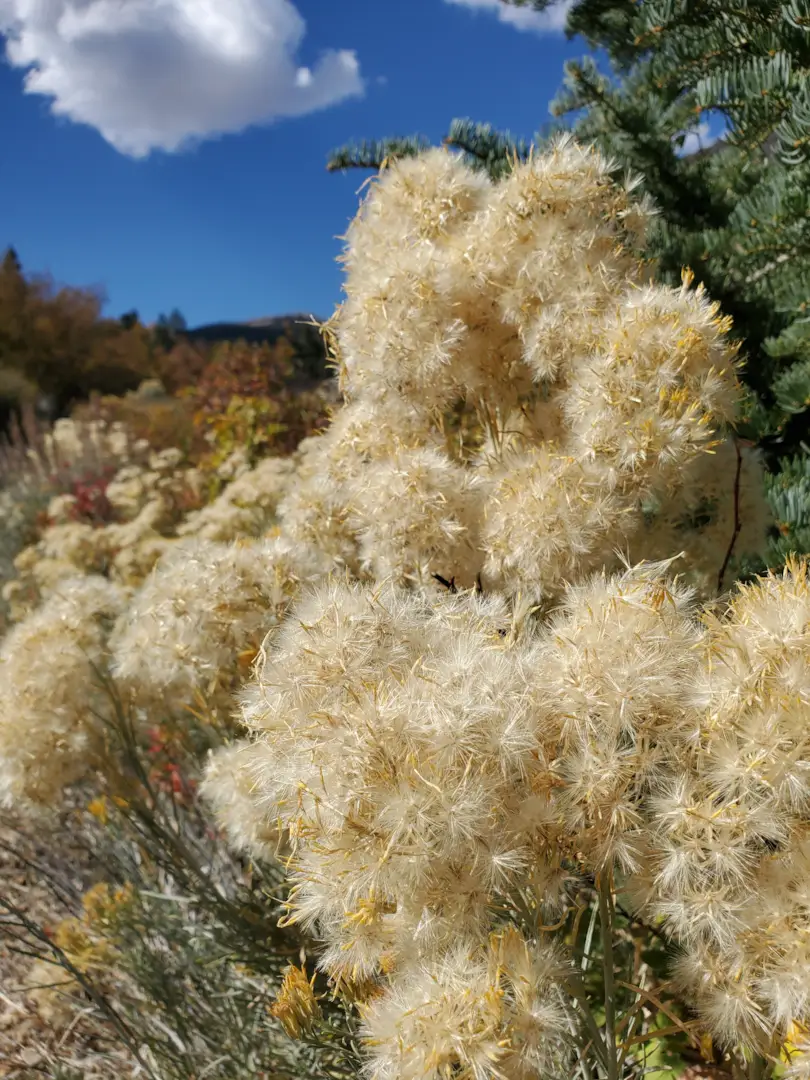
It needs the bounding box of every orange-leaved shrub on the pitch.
[183,337,334,469]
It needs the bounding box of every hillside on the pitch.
[181,313,330,381]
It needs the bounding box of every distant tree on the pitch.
[183,337,332,467]
[165,308,188,333]
[153,308,188,351]
[2,246,22,274]
[152,338,212,394]
[0,248,153,413]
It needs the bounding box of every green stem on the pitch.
[748,1052,769,1080]
[564,969,611,1076]
[598,875,620,1080]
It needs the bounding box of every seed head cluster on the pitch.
[206,559,810,1075]
[0,139,801,1079]
[0,575,126,808]
[277,138,769,598]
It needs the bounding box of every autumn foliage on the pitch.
[0,248,153,414]
[182,337,334,469]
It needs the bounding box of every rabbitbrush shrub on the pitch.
[4,138,810,1080]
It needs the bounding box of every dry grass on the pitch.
[0,811,136,1079]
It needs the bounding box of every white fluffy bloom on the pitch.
[221,579,548,977]
[339,149,491,409]
[644,561,810,1050]
[527,561,702,871]
[177,455,295,542]
[480,448,635,600]
[0,576,126,809]
[348,446,489,587]
[470,136,653,380]
[206,557,810,1065]
[200,739,280,860]
[110,535,316,716]
[632,439,771,593]
[360,931,572,1080]
[313,140,750,603]
[41,417,142,477]
[563,275,741,485]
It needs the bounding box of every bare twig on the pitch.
[717,437,743,594]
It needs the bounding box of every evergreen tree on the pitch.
[544,0,810,437]
[153,307,188,350]
[165,308,187,333]
[327,0,810,562]
[2,246,22,274]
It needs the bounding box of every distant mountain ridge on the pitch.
[181,313,330,381]
[184,312,322,342]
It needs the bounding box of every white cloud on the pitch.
[0,0,364,157]
[445,0,573,33]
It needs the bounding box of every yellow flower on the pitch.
[87,796,108,824]
[699,1033,714,1062]
[82,881,132,924]
[783,1021,809,1064]
[269,965,322,1039]
[52,916,114,974]
[82,882,113,922]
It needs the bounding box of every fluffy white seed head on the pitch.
[177,455,295,542]
[200,739,281,861]
[0,576,126,810]
[109,536,315,717]
[359,931,572,1080]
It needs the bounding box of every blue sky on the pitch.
[2,0,602,326]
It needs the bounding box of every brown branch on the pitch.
[614,901,670,947]
[432,573,457,593]
[617,980,701,1050]
[717,437,743,594]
